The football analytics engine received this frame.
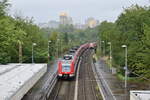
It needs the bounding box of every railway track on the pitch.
[87,57,100,100]
[48,79,75,100]
[78,50,102,100]
[48,49,102,100]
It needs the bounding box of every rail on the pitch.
[39,70,58,100]
[92,61,116,100]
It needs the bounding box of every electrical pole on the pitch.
[122,45,128,98]
[48,40,51,62]
[32,43,36,63]
[18,40,22,63]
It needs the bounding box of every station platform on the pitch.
[0,64,47,100]
[22,59,59,100]
[95,58,150,100]
[95,60,126,100]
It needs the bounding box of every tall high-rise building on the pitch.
[59,12,73,25]
[60,12,68,25]
[85,17,99,28]
[68,17,73,25]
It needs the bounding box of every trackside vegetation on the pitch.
[97,5,150,80]
[1,0,150,80]
[0,0,97,64]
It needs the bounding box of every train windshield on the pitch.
[62,65,70,72]
[63,55,73,60]
[69,50,76,54]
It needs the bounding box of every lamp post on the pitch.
[48,40,51,62]
[69,39,71,48]
[98,34,102,55]
[18,40,22,63]
[57,39,60,57]
[32,43,36,63]
[108,42,112,72]
[99,39,102,55]
[60,39,61,55]
[122,45,128,89]
[97,37,101,55]
[101,41,105,56]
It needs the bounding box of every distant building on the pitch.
[59,12,73,25]
[74,23,86,30]
[39,14,100,29]
[38,23,49,28]
[48,20,60,28]
[85,17,99,28]
[68,17,73,25]
[60,12,68,25]
[38,20,59,29]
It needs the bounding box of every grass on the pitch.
[116,73,145,83]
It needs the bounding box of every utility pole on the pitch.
[98,34,102,55]
[108,42,112,68]
[57,39,60,57]
[32,43,36,63]
[48,40,51,62]
[122,45,128,88]
[102,41,105,56]
[18,40,22,63]
[60,39,61,55]
[97,37,101,55]
[100,39,102,55]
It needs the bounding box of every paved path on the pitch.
[95,60,128,100]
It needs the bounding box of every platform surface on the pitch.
[130,91,150,100]
[0,64,47,100]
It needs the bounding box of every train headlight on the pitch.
[58,74,62,76]
[69,74,74,77]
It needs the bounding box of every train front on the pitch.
[58,57,75,79]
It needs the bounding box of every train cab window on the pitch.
[63,55,73,60]
[69,50,76,54]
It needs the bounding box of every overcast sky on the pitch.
[9,0,149,24]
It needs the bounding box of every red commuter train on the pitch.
[57,43,89,79]
[89,42,97,49]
